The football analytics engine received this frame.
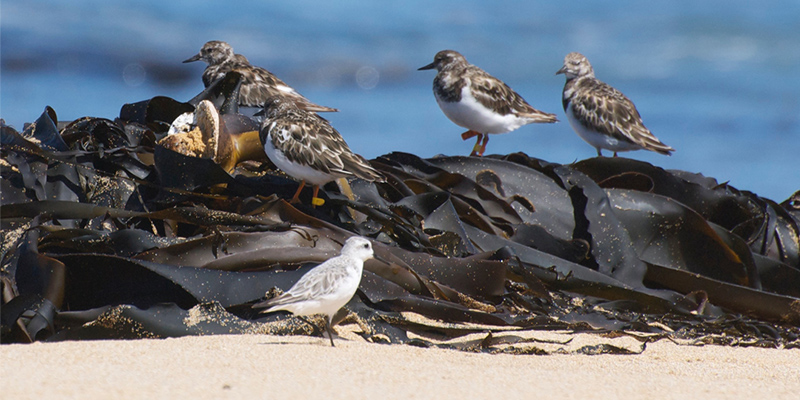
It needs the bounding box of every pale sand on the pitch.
[2,332,798,400]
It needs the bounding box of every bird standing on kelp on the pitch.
[257,96,385,206]
[557,52,674,157]
[419,50,557,157]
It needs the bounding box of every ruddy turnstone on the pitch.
[556,52,674,157]
[183,40,338,113]
[418,50,558,156]
[256,96,385,205]
[253,236,374,346]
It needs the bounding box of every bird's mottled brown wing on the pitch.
[570,79,673,154]
[267,112,384,182]
[468,67,557,122]
[235,66,338,112]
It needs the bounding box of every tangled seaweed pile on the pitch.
[2,83,800,353]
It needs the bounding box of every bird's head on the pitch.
[341,236,374,262]
[183,40,234,66]
[418,50,467,72]
[556,52,594,79]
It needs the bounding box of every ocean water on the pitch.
[2,0,798,201]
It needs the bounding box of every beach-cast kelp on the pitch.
[2,98,799,352]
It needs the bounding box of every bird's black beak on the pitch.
[183,54,203,63]
[254,108,266,117]
[555,65,567,75]
[417,62,436,71]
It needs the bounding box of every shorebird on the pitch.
[257,96,384,206]
[556,52,674,157]
[253,236,374,346]
[419,50,557,156]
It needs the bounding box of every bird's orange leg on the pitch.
[477,134,490,157]
[461,130,480,141]
[290,180,306,204]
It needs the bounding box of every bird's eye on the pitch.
[363,244,369,249]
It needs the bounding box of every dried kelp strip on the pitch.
[644,262,800,324]
[2,97,800,350]
[49,302,261,341]
[135,230,331,269]
[1,201,284,230]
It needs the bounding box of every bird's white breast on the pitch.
[436,84,529,134]
[565,105,641,152]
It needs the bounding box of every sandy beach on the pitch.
[2,331,798,400]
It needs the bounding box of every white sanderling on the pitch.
[253,236,375,346]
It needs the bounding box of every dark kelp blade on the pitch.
[119,96,194,133]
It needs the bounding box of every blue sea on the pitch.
[2,1,798,201]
